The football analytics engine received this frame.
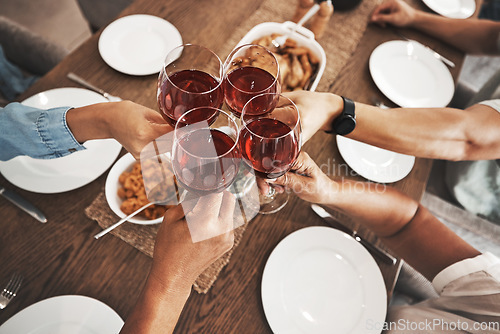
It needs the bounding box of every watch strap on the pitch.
[326,96,356,135]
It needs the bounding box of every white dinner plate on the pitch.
[422,0,475,19]
[337,135,415,183]
[0,295,123,334]
[0,88,122,194]
[262,226,387,334]
[99,14,183,76]
[369,40,454,108]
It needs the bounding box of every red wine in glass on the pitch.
[224,66,279,117]
[173,128,239,195]
[239,118,299,179]
[158,69,224,126]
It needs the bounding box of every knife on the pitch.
[67,72,122,102]
[311,204,396,265]
[0,186,47,223]
[395,32,455,68]
[412,40,455,68]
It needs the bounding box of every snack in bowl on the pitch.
[234,21,326,92]
[117,161,173,220]
[105,153,178,224]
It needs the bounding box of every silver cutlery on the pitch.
[94,201,156,239]
[311,204,397,265]
[0,273,23,309]
[0,186,47,223]
[396,33,455,68]
[67,72,123,102]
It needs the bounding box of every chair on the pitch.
[75,0,133,32]
[0,16,68,105]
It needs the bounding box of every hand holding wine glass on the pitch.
[239,93,301,214]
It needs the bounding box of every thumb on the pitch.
[268,170,309,189]
[370,13,391,25]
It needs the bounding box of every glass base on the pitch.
[258,186,289,214]
[241,177,289,215]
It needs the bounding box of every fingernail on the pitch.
[267,178,277,183]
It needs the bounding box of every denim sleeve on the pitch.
[0,102,86,161]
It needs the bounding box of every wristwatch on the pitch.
[327,96,356,135]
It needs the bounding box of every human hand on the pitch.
[106,101,172,159]
[370,0,418,28]
[67,101,172,159]
[283,90,343,143]
[268,152,337,204]
[149,192,235,289]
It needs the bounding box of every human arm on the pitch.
[286,90,500,161]
[370,0,500,55]
[0,101,172,161]
[120,192,235,334]
[66,100,172,159]
[270,152,480,280]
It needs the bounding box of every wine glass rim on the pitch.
[162,43,224,95]
[174,107,240,160]
[240,93,301,140]
[224,44,280,94]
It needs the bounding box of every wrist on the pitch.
[100,101,123,139]
[146,270,193,302]
[66,102,117,142]
[320,93,343,133]
[409,10,428,29]
[319,178,341,205]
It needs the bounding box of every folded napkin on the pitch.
[85,191,248,294]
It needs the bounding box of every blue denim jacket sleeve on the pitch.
[0,102,86,161]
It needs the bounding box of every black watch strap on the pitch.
[326,96,356,135]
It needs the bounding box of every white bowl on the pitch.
[235,21,326,91]
[105,153,163,225]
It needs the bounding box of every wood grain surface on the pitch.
[0,0,475,332]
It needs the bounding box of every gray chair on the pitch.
[76,0,133,32]
[0,16,67,76]
[0,16,68,105]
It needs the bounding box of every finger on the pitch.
[256,177,271,195]
[268,170,308,188]
[218,191,236,232]
[371,13,394,25]
[179,191,201,213]
[371,2,392,17]
[162,204,185,224]
[282,90,303,101]
[288,152,315,176]
[273,184,285,194]
[189,192,224,220]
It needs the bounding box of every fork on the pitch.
[0,273,23,309]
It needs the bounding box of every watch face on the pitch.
[336,116,356,135]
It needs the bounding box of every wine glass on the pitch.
[223,44,280,118]
[172,108,240,195]
[239,93,301,214]
[157,44,224,127]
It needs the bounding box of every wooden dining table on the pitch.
[0,0,475,332]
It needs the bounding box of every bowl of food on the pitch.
[235,21,326,92]
[105,153,177,225]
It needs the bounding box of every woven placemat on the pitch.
[85,191,248,294]
[218,0,386,92]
